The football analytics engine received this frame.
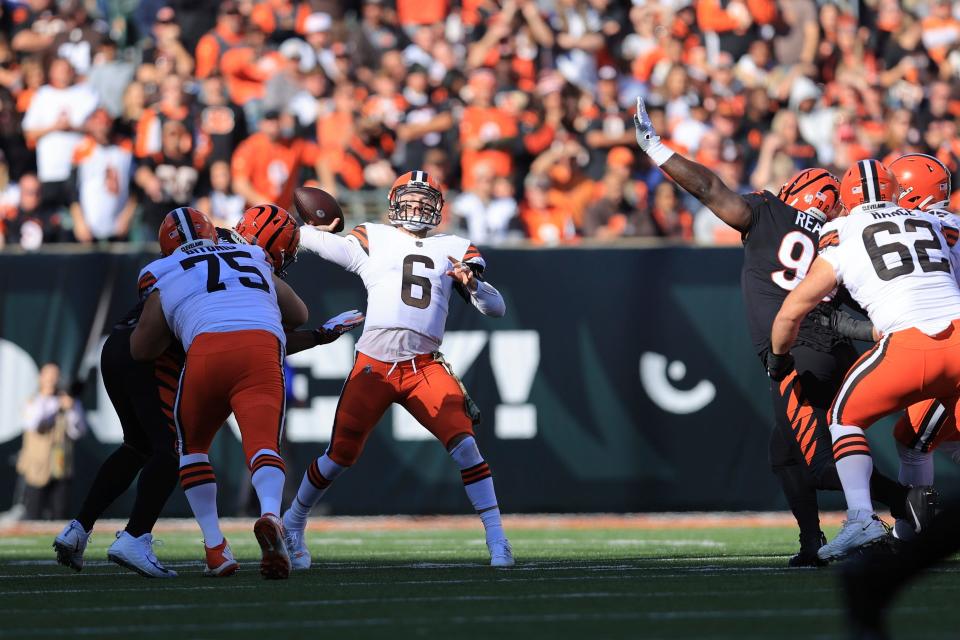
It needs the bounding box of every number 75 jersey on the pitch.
[817,205,960,336]
[344,223,482,343]
[137,243,284,350]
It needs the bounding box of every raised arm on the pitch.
[634,97,752,232]
[299,223,369,273]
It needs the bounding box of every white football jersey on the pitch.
[305,223,484,361]
[138,242,284,350]
[818,203,960,336]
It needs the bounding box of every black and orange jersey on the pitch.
[740,190,848,357]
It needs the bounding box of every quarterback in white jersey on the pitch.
[131,206,309,580]
[771,160,960,560]
[282,170,514,569]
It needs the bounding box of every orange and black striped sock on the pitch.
[179,454,224,546]
[285,454,345,532]
[249,450,285,518]
[460,461,492,486]
[833,432,871,462]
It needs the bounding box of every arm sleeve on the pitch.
[299,225,368,273]
[469,280,506,317]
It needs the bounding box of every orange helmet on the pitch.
[777,168,842,221]
[889,153,951,211]
[839,159,900,212]
[158,207,216,256]
[235,204,300,275]
[388,170,444,231]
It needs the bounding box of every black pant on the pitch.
[75,329,180,536]
[100,330,178,458]
[768,343,858,479]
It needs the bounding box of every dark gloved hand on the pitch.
[765,351,795,381]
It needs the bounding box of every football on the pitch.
[293,186,345,232]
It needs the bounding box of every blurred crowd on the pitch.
[0,0,959,249]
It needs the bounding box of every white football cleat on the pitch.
[488,538,515,567]
[53,520,90,571]
[282,524,311,570]
[817,511,887,561]
[108,531,177,578]
[254,514,291,579]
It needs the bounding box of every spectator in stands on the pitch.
[10,0,58,55]
[21,57,98,213]
[583,66,634,179]
[250,0,310,44]
[460,69,518,192]
[221,20,287,129]
[87,39,136,118]
[135,74,194,159]
[640,181,693,240]
[143,7,195,78]
[50,0,105,78]
[348,0,404,72]
[195,75,248,169]
[231,109,334,209]
[519,172,576,245]
[16,363,87,520]
[69,109,136,243]
[452,162,518,245]
[135,119,201,234]
[196,159,245,228]
[395,65,454,171]
[581,146,645,239]
[195,1,245,80]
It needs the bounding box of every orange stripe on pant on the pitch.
[175,329,285,462]
[326,351,475,468]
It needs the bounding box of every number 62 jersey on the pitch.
[300,223,491,361]
[740,190,845,357]
[817,204,960,337]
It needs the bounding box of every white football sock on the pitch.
[249,449,286,517]
[180,453,224,547]
[831,424,874,514]
[450,437,506,544]
[285,453,344,531]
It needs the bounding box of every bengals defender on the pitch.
[772,159,960,560]
[283,170,514,568]
[131,207,310,579]
[633,98,908,566]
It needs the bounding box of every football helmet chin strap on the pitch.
[389,185,442,231]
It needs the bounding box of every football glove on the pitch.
[765,351,795,381]
[313,310,365,345]
[816,306,876,342]
[634,97,675,166]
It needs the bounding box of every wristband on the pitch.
[645,140,675,167]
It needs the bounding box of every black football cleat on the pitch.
[905,486,938,534]
[788,531,828,568]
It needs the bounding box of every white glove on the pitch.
[322,309,365,334]
[633,96,675,166]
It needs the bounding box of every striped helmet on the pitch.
[777,168,841,221]
[388,170,444,231]
[889,153,951,212]
[839,159,900,212]
[158,207,216,256]
[235,204,300,276]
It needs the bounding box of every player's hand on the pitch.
[765,351,795,381]
[308,219,340,232]
[447,256,478,292]
[312,310,365,345]
[634,96,661,153]
[323,309,365,334]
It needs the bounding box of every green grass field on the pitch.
[0,516,956,640]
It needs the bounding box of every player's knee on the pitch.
[448,435,483,468]
[328,440,361,468]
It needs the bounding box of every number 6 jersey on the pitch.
[817,203,960,336]
[137,242,284,350]
[300,223,491,362]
